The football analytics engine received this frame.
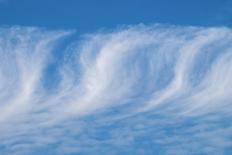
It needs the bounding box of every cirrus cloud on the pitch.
[0,24,232,154]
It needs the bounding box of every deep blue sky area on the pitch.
[0,0,231,33]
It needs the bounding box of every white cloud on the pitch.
[0,24,231,154]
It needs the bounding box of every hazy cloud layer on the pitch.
[0,25,231,154]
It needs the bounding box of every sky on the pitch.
[0,0,232,31]
[0,0,232,155]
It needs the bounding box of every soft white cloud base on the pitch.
[0,25,232,154]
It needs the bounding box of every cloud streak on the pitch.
[0,24,231,154]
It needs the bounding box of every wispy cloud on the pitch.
[0,24,231,154]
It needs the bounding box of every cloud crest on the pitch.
[0,25,232,154]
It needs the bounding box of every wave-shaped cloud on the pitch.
[0,25,231,154]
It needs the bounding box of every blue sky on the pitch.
[0,0,232,155]
[0,0,231,31]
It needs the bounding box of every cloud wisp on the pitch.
[0,25,231,154]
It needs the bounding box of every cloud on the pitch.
[0,24,231,154]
